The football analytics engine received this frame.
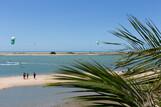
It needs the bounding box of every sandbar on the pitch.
[0,74,58,90]
[0,52,125,56]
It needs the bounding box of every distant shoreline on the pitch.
[0,52,126,56]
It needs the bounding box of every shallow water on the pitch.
[0,55,122,77]
[0,86,78,107]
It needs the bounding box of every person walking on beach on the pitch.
[26,73,29,79]
[33,72,36,79]
[23,72,26,79]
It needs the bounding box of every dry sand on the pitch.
[0,74,57,90]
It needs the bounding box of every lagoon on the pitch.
[0,55,121,77]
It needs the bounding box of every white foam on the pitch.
[0,62,20,66]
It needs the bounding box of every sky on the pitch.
[0,0,161,52]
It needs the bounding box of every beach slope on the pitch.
[0,74,56,90]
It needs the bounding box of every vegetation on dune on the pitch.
[48,16,161,107]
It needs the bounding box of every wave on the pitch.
[0,61,62,66]
[0,62,20,66]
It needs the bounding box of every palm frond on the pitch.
[48,62,156,107]
[111,16,161,74]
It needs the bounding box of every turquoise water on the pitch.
[0,55,121,77]
[0,55,122,107]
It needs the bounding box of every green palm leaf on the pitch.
[111,16,161,75]
[48,16,161,107]
[48,62,156,107]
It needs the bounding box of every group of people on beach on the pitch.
[23,72,36,79]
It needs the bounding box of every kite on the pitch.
[96,41,99,45]
[11,36,16,45]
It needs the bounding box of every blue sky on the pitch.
[0,0,161,51]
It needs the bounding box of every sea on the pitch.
[0,55,122,107]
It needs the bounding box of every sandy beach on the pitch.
[0,74,56,90]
